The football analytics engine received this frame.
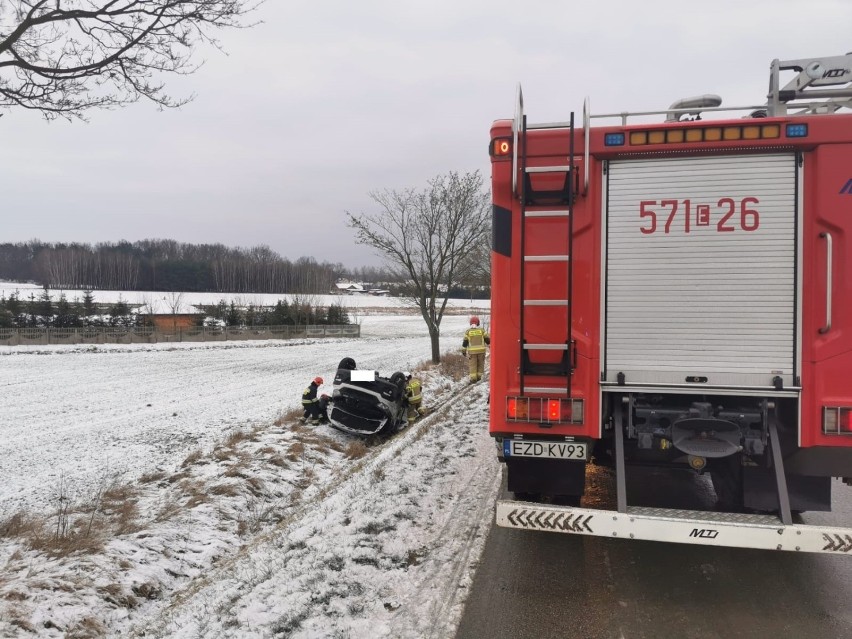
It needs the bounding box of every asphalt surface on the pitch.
[456,464,852,639]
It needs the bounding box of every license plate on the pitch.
[504,440,587,460]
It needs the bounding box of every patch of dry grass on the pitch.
[267,453,288,468]
[294,468,315,490]
[223,465,249,479]
[180,448,203,468]
[9,617,36,634]
[178,478,210,508]
[438,350,469,382]
[166,471,191,484]
[12,480,146,556]
[138,471,167,485]
[66,615,108,638]
[286,442,305,462]
[153,496,182,523]
[344,441,369,460]
[276,407,304,425]
[0,512,36,540]
[209,483,241,498]
[99,485,142,535]
[27,526,105,557]
[236,497,282,536]
[245,476,266,497]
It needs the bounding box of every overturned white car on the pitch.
[327,358,408,436]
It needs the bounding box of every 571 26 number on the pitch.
[639,197,760,235]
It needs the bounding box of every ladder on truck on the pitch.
[513,86,575,398]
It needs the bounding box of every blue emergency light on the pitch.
[786,123,809,138]
[604,132,625,146]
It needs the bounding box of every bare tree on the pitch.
[347,170,491,363]
[0,0,259,120]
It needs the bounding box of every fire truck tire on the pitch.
[709,455,744,511]
[552,494,582,507]
[513,492,541,503]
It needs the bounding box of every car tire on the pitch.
[338,357,357,371]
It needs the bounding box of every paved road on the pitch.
[456,464,852,639]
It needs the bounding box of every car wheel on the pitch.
[338,357,356,370]
[389,371,406,388]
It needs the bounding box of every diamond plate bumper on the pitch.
[496,500,852,554]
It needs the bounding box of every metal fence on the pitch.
[0,324,360,346]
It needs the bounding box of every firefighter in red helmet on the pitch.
[301,376,324,424]
[462,316,490,382]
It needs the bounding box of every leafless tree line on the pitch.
[0,240,362,294]
[34,245,140,290]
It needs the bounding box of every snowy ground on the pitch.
[0,313,501,638]
[0,281,491,316]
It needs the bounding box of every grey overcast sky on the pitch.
[2,0,851,267]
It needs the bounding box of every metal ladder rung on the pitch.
[525,165,572,174]
[523,300,569,306]
[524,255,569,262]
[523,344,569,350]
[527,121,573,130]
[525,210,569,218]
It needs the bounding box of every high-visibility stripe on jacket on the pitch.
[406,379,422,403]
[463,327,489,354]
[302,382,319,405]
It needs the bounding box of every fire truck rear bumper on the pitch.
[496,501,852,554]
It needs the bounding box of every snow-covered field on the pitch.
[0,281,491,315]
[0,312,501,638]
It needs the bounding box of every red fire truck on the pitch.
[488,53,852,553]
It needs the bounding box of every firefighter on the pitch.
[404,373,423,425]
[462,316,490,382]
[301,376,323,424]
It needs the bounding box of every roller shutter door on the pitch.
[604,154,797,388]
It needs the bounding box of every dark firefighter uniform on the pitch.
[301,377,323,424]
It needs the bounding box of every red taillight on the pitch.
[506,397,583,424]
[548,400,560,421]
[842,409,852,433]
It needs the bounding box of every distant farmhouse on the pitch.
[333,280,389,296]
[333,280,365,295]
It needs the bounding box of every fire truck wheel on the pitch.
[551,494,582,507]
[513,492,541,503]
[709,455,744,511]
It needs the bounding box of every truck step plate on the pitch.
[495,501,852,554]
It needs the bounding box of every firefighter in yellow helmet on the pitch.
[404,373,423,425]
[462,316,490,382]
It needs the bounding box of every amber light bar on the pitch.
[629,124,781,146]
[823,407,852,435]
[506,397,584,424]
